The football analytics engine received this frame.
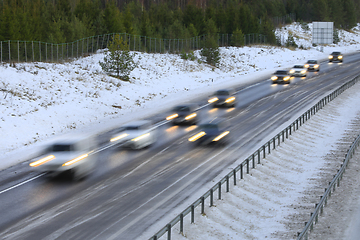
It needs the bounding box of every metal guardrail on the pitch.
[297,78,360,239]
[150,74,360,240]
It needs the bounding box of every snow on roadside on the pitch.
[168,80,360,240]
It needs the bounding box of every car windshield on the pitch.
[50,144,74,152]
[215,90,230,96]
[293,65,304,68]
[200,124,219,131]
[307,60,317,64]
[173,106,190,112]
[331,52,341,55]
[123,126,140,130]
[275,70,287,75]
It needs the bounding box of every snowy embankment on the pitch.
[2,23,360,171]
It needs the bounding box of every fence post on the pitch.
[24,41,27,62]
[210,189,214,206]
[39,41,41,62]
[17,41,19,63]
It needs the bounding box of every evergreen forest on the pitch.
[0,0,358,45]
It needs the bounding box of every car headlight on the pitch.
[110,133,129,142]
[338,55,343,59]
[213,131,230,142]
[289,70,295,74]
[30,155,56,167]
[225,96,235,103]
[304,64,309,68]
[189,131,206,142]
[284,76,290,81]
[62,154,88,167]
[329,55,333,59]
[132,133,150,142]
[166,113,178,121]
[185,113,197,120]
[271,76,278,81]
[314,65,319,68]
[208,97,219,103]
[301,70,306,74]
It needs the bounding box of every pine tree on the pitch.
[99,34,137,81]
[200,19,220,67]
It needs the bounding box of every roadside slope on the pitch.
[168,77,360,239]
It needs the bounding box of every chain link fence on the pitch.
[0,33,267,63]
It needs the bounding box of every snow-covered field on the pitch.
[2,22,360,239]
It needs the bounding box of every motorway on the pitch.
[0,54,360,240]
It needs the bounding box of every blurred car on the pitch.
[304,60,320,71]
[289,64,307,77]
[29,134,97,181]
[110,120,156,149]
[208,89,236,108]
[166,104,198,125]
[188,118,230,146]
[271,70,291,84]
[329,51,343,62]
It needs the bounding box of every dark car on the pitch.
[208,89,236,108]
[271,70,291,84]
[329,51,343,62]
[304,60,320,71]
[188,118,230,146]
[166,104,198,125]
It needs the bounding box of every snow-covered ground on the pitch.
[2,22,360,239]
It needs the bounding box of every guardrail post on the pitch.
[273,137,276,149]
[246,159,250,173]
[218,182,222,199]
[289,125,292,135]
[154,235,157,240]
[233,169,237,185]
[263,145,266,158]
[252,155,255,168]
[268,141,271,154]
[282,131,285,141]
[240,163,243,179]
[201,197,205,214]
[191,205,194,223]
[278,134,280,145]
[210,189,214,207]
[286,128,288,139]
[257,150,261,164]
[226,176,229,192]
[167,224,171,240]
[180,214,184,233]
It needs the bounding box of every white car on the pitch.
[110,120,156,149]
[304,60,320,71]
[29,134,97,181]
[289,64,307,77]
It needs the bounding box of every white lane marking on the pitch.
[0,173,45,195]
[101,142,239,240]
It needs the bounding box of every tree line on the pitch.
[0,0,358,45]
